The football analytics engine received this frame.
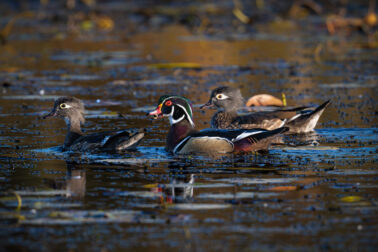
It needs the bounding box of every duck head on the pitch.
[43,97,85,128]
[149,95,195,128]
[200,86,244,111]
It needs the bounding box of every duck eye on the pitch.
[165,100,172,106]
[216,94,224,99]
[60,103,67,109]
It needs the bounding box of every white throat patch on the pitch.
[168,106,185,125]
[166,104,195,127]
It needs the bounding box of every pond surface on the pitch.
[0,1,377,251]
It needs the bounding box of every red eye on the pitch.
[165,100,172,106]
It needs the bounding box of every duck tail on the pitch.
[286,100,331,133]
[312,99,331,115]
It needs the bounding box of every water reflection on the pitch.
[284,131,320,146]
[41,160,86,199]
[65,162,86,199]
[164,174,195,204]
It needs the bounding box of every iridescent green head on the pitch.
[149,95,194,127]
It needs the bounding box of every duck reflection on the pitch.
[163,174,195,203]
[65,161,86,199]
[42,161,86,199]
[151,161,196,204]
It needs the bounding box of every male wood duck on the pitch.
[201,86,330,133]
[43,97,144,153]
[148,95,288,154]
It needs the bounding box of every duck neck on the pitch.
[166,119,194,152]
[64,116,83,149]
[221,104,239,113]
[217,107,238,120]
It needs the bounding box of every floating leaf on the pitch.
[81,20,94,31]
[268,186,297,192]
[365,12,377,26]
[232,8,250,24]
[340,196,362,203]
[96,16,114,30]
[143,183,159,189]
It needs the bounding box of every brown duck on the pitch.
[43,97,144,153]
[201,86,330,133]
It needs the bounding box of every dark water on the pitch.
[0,2,377,251]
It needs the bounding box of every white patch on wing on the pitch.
[278,119,287,128]
[101,136,111,146]
[232,131,264,142]
[287,114,301,122]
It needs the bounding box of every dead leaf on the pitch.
[340,196,362,203]
[268,186,298,191]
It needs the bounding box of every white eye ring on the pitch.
[216,94,228,100]
[60,103,71,109]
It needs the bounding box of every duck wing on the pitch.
[70,129,144,152]
[174,127,288,154]
[232,127,288,152]
[232,113,285,130]
[101,129,145,152]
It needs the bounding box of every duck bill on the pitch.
[42,110,56,119]
[148,104,163,119]
[200,100,214,109]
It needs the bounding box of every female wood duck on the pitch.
[200,86,330,134]
[43,97,144,153]
[148,95,288,154]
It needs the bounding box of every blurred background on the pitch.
[0,1,377,251]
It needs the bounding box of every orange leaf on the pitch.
[268,186,297,191]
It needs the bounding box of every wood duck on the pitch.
[43,97,144,153]
[201,86,330,134]
[148,95,288,154]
